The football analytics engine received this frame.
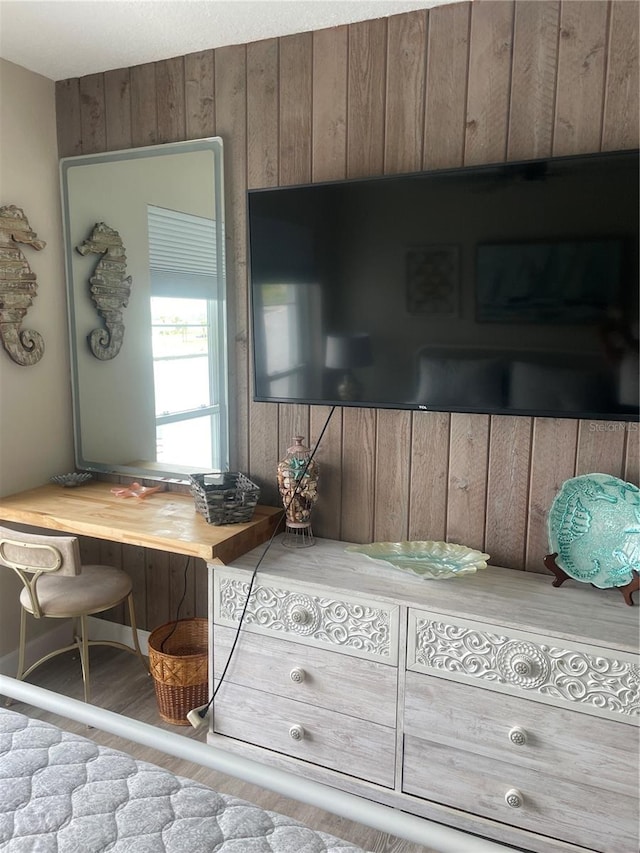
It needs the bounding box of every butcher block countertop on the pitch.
[0,481,281,563]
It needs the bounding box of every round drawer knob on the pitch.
[511,655,533,677]
[508,726,527,746]
[290,606,310,625]
[289,667,306,684]
[505,788,524,809]
[289,724,305,741]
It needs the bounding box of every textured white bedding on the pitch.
[0,708,369,852]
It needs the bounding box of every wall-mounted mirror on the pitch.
[61,138,228,480]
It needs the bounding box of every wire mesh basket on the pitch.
[189,472,260,525]
[148,618,208,726]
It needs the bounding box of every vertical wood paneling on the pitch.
[169,553,194,620]
[79,73,106,155]
[97,539,124,623]
[194,558,208,619]
[408,411,450,541]
[341,408,377,543]
[575,420,626,477]
[55,79,82,157]
[447,414,490,550]
[156,57,186,144]
[58,4,638,632]
[624,427,640,486]
[104,68,131,151]
[312,27,348,183]
[347,18,387,178]
[423,2,470,169]
[247,39,279,189]
[602,0,639,151]
[215,44,248,471]
[145,549,170,630]
[525,418,578,573]
[279,32,312,186]
[247,38,280,504]
[130,63,158,148]
[373,410,412,541]
[185,51,215,139]
[465,0,514,165]
[122,544,146,629]
[385,11,428,174]
[309,406,343,540]
[507,0,559,161]
[279,406,310,456]
[553,0,609,156]
[485,416,532,569]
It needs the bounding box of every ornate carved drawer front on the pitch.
[213,681,395,788]
[214,626,397,727]
[402,735,638,853]
[407,609,640,722]
[404,672,639,798]
[214,569,399,664]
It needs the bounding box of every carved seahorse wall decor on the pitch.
[0,204,46,366]
[76,222,132,361]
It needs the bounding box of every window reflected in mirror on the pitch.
[60,138,228,481]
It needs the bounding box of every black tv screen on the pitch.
[248,150,639,421]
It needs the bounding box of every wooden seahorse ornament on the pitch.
[76,222,132,361]
[0,205,46,366]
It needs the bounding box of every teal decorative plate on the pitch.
[548,473,640,589]
[344,541,490,579]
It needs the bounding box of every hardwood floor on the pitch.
[6,646,438,853]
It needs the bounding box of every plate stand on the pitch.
[543,553,640,606]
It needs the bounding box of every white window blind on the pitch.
[148,205,218,299]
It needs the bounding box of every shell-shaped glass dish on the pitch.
[345,541,490,579]
[50,472,93,488]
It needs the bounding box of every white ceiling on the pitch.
[0,0,452,82]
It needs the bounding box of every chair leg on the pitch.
[79,614,91,703]
[5,608,28,706]
[127,593,148,673]
[16,608,27,682]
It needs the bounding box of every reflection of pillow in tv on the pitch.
[416,357,504,407]
[509,361,606,412]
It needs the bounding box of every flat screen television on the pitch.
[248,150,639,421]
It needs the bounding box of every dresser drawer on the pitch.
[214,626,397,727]
[213,681,395,787]
[214,569,399,664]
[408,608,639,722]
[403,735,638,853]
[404,672,638,797]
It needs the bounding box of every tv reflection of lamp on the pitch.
[325,333,373,401]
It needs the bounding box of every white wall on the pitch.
[0,59,75,658]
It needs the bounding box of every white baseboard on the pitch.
[0,623,73,677]
[0,619,150,677]
[86,616,150,656]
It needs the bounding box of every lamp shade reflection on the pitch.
[325,333,373,401]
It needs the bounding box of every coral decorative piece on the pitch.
[346,540,490,579]
[77,222,131,360]
[0,204,46,366]
[546,473,640,605]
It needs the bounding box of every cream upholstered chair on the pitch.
[0,525,147,702]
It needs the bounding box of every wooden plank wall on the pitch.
[56,0,639,631]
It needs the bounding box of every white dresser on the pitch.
[207,537,639,853]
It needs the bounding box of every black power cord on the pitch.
[160,555,191,653]
[190,406,336,727]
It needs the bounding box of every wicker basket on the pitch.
[189,472,260,525]
[148,618,208,726]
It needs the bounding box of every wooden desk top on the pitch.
[0,482,281,563]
